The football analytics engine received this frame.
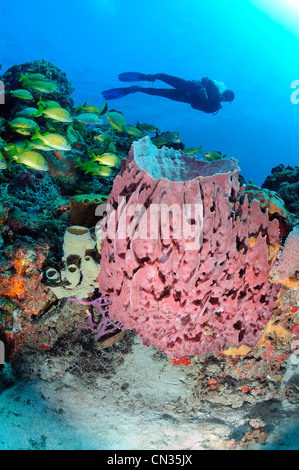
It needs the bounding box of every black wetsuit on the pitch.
[136,74,223,114]
[102,73,234,114]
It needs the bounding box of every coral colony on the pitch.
[0,61,298,405]
[271,226,299,286]
[69,295,122,341]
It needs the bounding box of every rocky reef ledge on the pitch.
[0,62,298,450]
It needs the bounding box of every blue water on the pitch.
[0,0,298,185]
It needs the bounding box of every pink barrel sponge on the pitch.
[272,225,299,281]
[98,137,280,359]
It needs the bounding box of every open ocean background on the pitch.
[0,0,298,185]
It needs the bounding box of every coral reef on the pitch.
[98,136,281,359]
[0,60,124,197]
[0,61,101,358]
[244,183,290,221]
[0,61,298,429]
[69,294,122,343]
[69,193,109,227]
[7,170,60,207]
[0,59,75,119]
[43,226,101,300]
[244,182,292,240]
[262,164,299,217]
[270,225,299,287]
[0,242,53,356]
[191,282,299,408]
[0,60,180,362]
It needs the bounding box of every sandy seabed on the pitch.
[0,337,299,451]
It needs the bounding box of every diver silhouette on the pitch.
[102,72,235,114]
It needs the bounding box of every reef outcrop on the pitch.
[0,59,75,118]
[271,225,299,288]
[98,137,281,359]
[1,61,297,420]
[262,163,299,217]
[244,183,289,220]
[43,225,101,299]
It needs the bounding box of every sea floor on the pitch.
[0,337,299,451]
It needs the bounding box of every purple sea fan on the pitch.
[272,225,299,281]
[68,294,122,341]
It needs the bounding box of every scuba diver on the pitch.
[102,72,235,115]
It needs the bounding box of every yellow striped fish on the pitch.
[39,106,73,123]
[19,72,48,83]
[0,153,7,170]
[32,130,72,151]
[106,111,127,132]
[25,80,58,94]
[16,107,39,119]
[8,118,38,129]
[13,150,49,171]
[93,165,113,177]
[10,89,34,100]
[38,98,61,109]
[91,152,121,167]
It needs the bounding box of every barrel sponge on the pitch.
[44,226,101,299]
[98,137,281,359]
[69,194,109,227]
[62,225,95,260]
[272,225,299,282]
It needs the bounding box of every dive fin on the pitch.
[102,86,140,100]
[118,72,155,82]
